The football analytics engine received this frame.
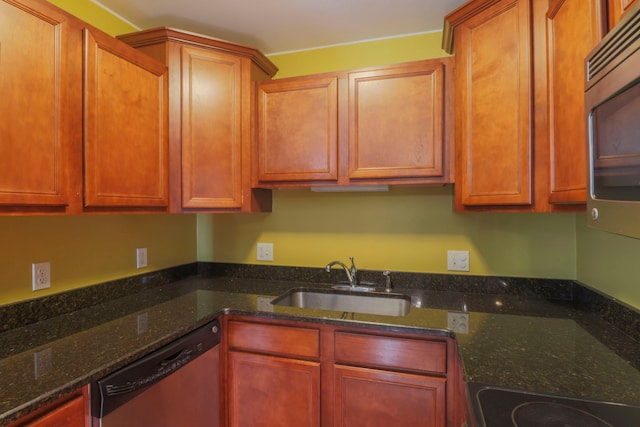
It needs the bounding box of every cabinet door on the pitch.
[0,0,81,212]
[333,365,446,427]
[257,75,339,184]
[181,46,245,208]
[608,0,640,28]
[8,388,87,427]
[454,0,533,207]
[83,28,169,209]
[228,351,320,427]
[348,61,447,181]
[547,0,605,204]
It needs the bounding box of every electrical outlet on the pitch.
[32,262,51,291]
[447,312,469,334]
[447,250,470,272]
[256,243,274,261]
[136,248,148,269]
[256,296,274,312]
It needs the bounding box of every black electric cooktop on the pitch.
[469,384,640,427]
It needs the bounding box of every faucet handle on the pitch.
[383,270,392,292]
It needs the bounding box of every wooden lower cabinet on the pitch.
[8,388,88,427]
[223,316,456,427]
[333,365,445,427]
[228,351,321,427]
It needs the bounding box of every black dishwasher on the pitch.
[92,319,221,427]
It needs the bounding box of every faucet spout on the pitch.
[325,260,355,287]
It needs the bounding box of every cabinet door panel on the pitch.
[455,0,532,206]
[83,28,168,209]
[181,46,243,208]
[608,0,640,28]
[547,0,604,203]
[333,365,446,427]
[348,62,445,180]
[8,388,87,427]
[228,351,320,427]
[0,0,79,209]
[257,75,339,183]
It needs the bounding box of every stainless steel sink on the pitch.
[271,287,411,316]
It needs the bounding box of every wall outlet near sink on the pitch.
[256,242,274,261]
[447,250,470,272]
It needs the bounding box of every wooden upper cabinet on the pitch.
[347,61,448,181]
[255,58,453,188]
[257,74,339,183]
[118,28,278,212]
[547,0,605,204]
[0,0,82,213]
[608,0,640,29]
[447,0,533,208]
[83,28,169,210]
[180,45,244,209]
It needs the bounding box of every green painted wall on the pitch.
[0,215,196,305]
[198,187,576,278]
[271,32,449,78]
[577,217,640,309]
[47,0,137,35]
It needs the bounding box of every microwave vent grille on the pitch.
[587,5,640,84]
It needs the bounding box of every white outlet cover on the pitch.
[136,248,148,269]
[32,262,51,291]
[256,243,274,261]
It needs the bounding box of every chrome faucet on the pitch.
[325,256,358,287]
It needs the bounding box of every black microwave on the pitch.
[585,3,640,239]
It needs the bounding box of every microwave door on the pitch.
[590,82,640,201]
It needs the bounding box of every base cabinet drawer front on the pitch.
[227,320,320,358]
[334,331,447,374]
[333,365,446,427]
[228,351,321,427]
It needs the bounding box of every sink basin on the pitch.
[271,287,411,316]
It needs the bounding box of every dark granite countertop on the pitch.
[1,265,640,425]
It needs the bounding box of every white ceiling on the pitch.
[93,0,466,55]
